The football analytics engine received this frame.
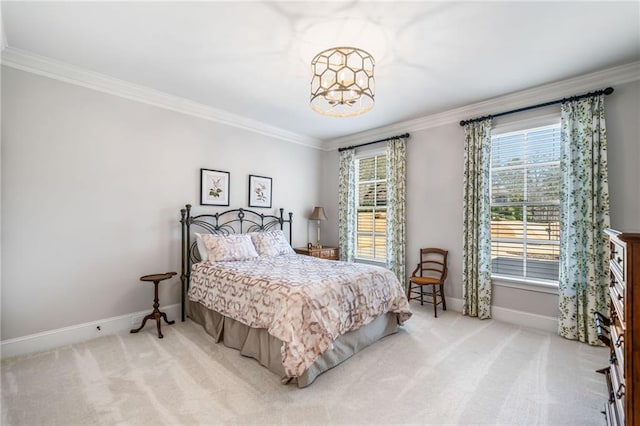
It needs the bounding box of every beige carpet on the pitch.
[1,307,608,426]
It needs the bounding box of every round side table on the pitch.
[130,271,176,339]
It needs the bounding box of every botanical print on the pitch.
[209,178,223,198]
[558,94,609,345]
[248,175,272,208]
[462,119,493,319]
[201,169,230,206]
[254,182,267,202]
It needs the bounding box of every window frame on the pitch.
[354,148,387,264]
[489,121,562,288]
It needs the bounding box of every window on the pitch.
[355,152,387,262]
[490,124,561,283]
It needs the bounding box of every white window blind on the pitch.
[356,153,387,262]
[490,124,561,283]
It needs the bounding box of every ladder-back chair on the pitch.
[407,248,448,317]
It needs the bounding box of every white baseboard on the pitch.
[1,299,558,359]
[446,297,558,333]
[1,303,182,359]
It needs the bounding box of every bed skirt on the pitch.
[187,300,399,387]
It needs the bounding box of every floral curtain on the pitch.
[462,119,493,319]
[338,149,356,262]
[558,94,610,345]
[386,137,407,286]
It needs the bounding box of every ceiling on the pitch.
[2,1,639,144]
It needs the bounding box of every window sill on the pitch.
[354,257,386,267]
[491,275,559,295]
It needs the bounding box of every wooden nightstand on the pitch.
[294,246,339,260]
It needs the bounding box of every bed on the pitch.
[179,204,412,387]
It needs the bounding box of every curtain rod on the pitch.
[337,133,410,152]
[459,87,614,127]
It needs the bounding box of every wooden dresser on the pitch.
[599,229,640,426]
[294,246,339,260]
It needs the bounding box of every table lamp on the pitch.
[309,206,328,248]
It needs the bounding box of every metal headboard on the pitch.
[179,203,293,321]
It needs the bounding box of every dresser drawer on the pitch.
[609,283,625,326]
[611,319,625,373]
[610,239,626,282]
[610,361,626,425]
[609,259,626,295]
[605,400,621,426]
[603,368,622,426]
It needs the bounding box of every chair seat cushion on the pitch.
[409,276,441,285]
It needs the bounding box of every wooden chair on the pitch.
[407,248,448,317]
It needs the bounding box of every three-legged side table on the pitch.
[130,271,176,339]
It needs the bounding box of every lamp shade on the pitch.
[309,206,328,221]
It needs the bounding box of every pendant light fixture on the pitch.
[310,47,375,117]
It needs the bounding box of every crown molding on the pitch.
[325,61,640,151]
[2,45,637,152]
[0,47,325,150]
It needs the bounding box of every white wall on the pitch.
[320,79,640,319]
[3,64,638,343]
[1,67,323,340]
[606,80,640,231]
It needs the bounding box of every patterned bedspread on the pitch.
[188,254,412,377]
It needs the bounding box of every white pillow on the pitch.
[194,232,209,262]
[201,233,259,262]
[251,230,295,257]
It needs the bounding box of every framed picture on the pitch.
[200,169,230,206]
[248,175,272,208]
